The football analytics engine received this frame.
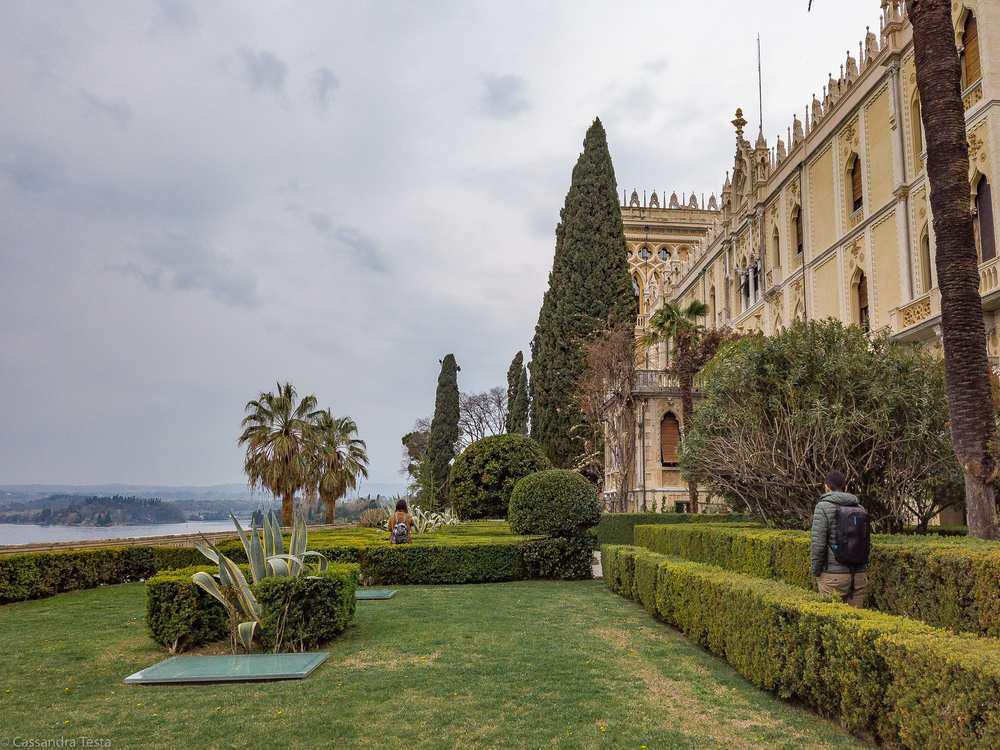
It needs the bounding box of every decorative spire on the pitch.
[731,108,747,138]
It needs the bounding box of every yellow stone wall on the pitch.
[871,212,901,328]
[864,87,894,211]
[812,254,841,320]
[808,146,836,254]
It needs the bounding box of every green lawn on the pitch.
[0,580,865,749]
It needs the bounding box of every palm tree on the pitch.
[643,300,712,512]
[905,0,998,539]
[310,410,370,524]
[239,382,319,527]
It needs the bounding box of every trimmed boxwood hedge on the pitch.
[449,434,551,520]
[603,544,1000,749]
[508,469,601,537]
[146,563,359,652]
[591,512,754,545]
[633,523,1000,637]
[1,524,593,606]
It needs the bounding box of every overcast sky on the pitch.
[1,0,879,487]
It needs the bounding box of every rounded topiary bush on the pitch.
[508,469,602,537]
[448,434,552,520]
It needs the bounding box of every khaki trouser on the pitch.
[817,571,868,608]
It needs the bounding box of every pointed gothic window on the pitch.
[660,412,680,466]
[961,13,981,89]
[856,271,870,331]
[919,226,933,293]
[850,155,863,213]
[772,226,781,267]
[792,206,803,255]
[976,174,996,262]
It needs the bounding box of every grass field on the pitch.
[0,579,865,749]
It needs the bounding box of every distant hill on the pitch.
[0,495,187,527]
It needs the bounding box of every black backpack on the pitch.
[832,504,870,567]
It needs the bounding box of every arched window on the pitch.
[961,13,981,89]
[919,226,933,293]
[709,287,717,326]
[660,412,680,466]
[855,271,870,331]
[975,174,996,262]
[849,155,863,213]
[911,94,923,163]
[792,206,803,255]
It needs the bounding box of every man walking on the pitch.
[810,469,870,607]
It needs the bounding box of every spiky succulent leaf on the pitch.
[301,550,329,573]
[217,551,260,618]
[266,557,291,577]
[237,621,257,651]
[195,542,219,564]
[192,571,229,609]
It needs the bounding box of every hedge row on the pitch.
[1,528,594,604]
[591,512,753,546]
[146,563,359,653]
[603,545,1000,749]
[633,523,1000,637]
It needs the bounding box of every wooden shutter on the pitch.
[978,176,996,262]
[660,413,680,466]
[851,158,863,212]
[964,15,981,87]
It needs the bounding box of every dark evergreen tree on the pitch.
[505,351,524,432]
[530,118,637,466]
[424,353,461,510]
[509,365,529,434]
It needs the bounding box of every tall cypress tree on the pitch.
[509,365,529,434]
[505,351,524,432]
[530,118,637,467]
[424,354,460,510]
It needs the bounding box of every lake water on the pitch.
[0,521,244,547]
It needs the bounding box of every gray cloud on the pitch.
[80,89,132,129]
[149,0,198,36]
[479,73,531,119]
[235,48,287,96]
[0,0,883,486]
[308,211,387,273]
[118,233,260,308]
[311,67,339,110]
[1,151,60,193]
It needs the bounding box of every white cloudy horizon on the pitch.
[1,0,880,485]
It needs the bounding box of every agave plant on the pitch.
[192,509,329,651]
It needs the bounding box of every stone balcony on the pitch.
[632,369,683,397]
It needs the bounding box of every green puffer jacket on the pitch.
[809,491,868,576]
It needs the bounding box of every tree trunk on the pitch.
[281,491,294,527]
[680,375,699,513]
[908,0,999,539]
[324,499,336,525]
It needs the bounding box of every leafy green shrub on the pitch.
[2,523,590,605]
[508,469,601,537]
[603,544,1000,749]
[254,564,358,651]
[591,512,754,545]
[634,523,1000,637]
[449,434,551,520]
[0,546,156,604]
[146,563,359,652]
[682,320,964,530]
[521,537,594,580]
[145,566,230,652]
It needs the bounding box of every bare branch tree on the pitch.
[578,324,637,511]
[457,387,508,450]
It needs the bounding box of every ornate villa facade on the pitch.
[611,0,1000,512]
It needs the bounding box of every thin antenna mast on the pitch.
[757,33,764,134]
